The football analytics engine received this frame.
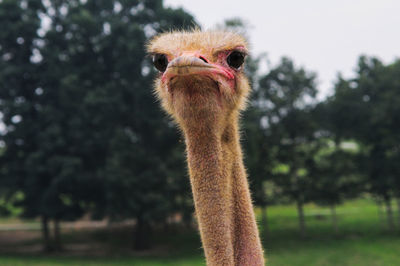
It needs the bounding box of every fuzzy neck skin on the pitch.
[181,110,264,266]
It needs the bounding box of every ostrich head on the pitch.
[147,30,250,128]
[147,30,265,265]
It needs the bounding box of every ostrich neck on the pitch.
[183,115,264,266]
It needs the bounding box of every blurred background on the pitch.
[0,0,399,265]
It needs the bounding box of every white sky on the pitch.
[164,0,400,99]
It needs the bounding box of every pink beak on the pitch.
[161,55,235,83]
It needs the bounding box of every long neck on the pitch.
[183,115,264,266]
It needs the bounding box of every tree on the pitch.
[311,89,364,233]
[244,96,280,237]
[0,0,196,251]
[328,56,400,231]
[308,139,361,232]
[257,57,318,237]
[354,57,400,230]
[0,0,67,251]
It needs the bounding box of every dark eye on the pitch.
[152,54,168,72]
[227,51,245,69]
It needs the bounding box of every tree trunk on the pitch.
[53,219,62,251]
[182,210,193,229]
[296,199,306,237]
[330,204,338,234]
[134,217,151,250]
[162,218,170,233]
[384,196,395,231]
[41,215,52,252]
[376,200,384,227]
[397,198,400,227]
[261,204,268,238]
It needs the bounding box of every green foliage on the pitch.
[328,57,400,201]
[255,57,319,205]
[0,0,197,250]
[0,191,24,217]
[308,139,362,206]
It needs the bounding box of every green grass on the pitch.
[0,257,205,266]
[1,198,400,265]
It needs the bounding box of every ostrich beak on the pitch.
[161,56,234,83]
[168,56,212,73]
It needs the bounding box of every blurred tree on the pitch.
[243,101,280,237]
[308,140,361,232]
[244,58,281,238]
[257,57,318,237]
[311,87,364,233]
[0,0,196,251]
[0,0,61,251]
[354,57,400,231]
[328,56,400,231]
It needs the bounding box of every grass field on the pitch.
[1,198,400,265]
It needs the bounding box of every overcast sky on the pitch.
[164,0,400,99]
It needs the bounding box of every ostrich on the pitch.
[147,30,265,266]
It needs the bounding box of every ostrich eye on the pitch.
[152,54,168,72]
[227,51,245,69]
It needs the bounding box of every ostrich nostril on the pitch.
[199,56,208,63]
